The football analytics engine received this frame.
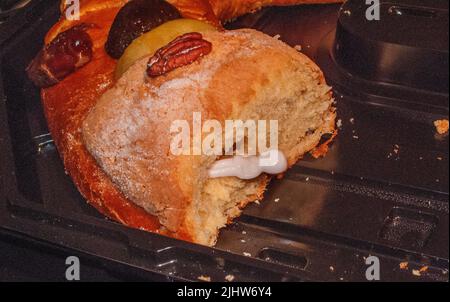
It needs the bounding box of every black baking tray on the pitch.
[0,0,448,282]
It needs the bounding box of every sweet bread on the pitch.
[82,29,335,245]
[31,0,338,245]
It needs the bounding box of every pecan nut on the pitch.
[146,32,212,78]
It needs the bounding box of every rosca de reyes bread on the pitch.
[27,0,339,246]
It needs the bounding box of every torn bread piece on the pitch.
[82,29,336,246]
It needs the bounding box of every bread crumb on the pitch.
[437,157,443,161]
[330,266,335,272]
[254,200,260,205]
[294,45,302,51]
[243,252,252,257]
[412,269,421,277]
[419,266,429,273]
[225,275,235,282]
[274,198,280,203]
[336,119,343,129]
[434,119,449,135]
[399,262,409,270]
[393,144,400,154]
[198,275,212,282]
[273,34,281,40]
[349,118,355,124]
[241,239,246,243]
[242,231,247,235]
[353,135,359,139]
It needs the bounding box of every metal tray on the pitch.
[0,0,448,281]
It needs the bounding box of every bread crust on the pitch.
[54,0,343,40]
[208,0,342,20]
[41,0,338,243]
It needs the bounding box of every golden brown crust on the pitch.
[41,0,339,243]
[54,0,343,39]
[208,0,343,21]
